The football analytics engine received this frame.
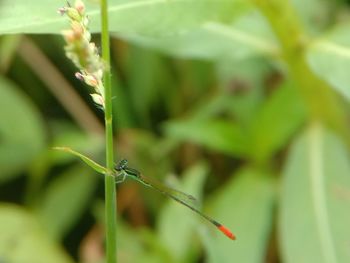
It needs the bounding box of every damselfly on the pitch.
[115,159,236,240]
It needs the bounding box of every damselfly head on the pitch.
[115,159,128,171]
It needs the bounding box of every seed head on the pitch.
[75,0,85,15]
[59,0,105,109]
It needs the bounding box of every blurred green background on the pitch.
[1,0,350,262]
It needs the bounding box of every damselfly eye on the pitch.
[115,159,128,171]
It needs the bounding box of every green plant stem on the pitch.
[100,0,117,262]
[253,0,349,142]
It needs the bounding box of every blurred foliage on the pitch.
[0,0,350,262]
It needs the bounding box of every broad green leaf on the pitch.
[203,168,276,263]
[307,24,350,102]
[0,76,46,182]
[215,58,271,126]
[53,146,107,175]
[280,123,350,262]
[35,165,97,239]
[0,204,73,263]
[164,119,249,157]
[157,162,208,262]
[0,1,280,62]
[250,81,306,163]
[291,0,333,34]
[0,0,251,35]
[118,11,278,61]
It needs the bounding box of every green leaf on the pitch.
[0,0,251,35]
[157,162,208,262]
[0,76,46,182]
[203,168,276,263]
[118,11,278,61]
[250,81,306,162]
[0,1,280,63]
[53,146,107,175]
[164,119,249,157]
[280,123,350,262]
[35,165,97,239]
[0,204,73,263]
[215,58,270,126]
[291,0,333,34]
[0,1,280,62]
[307,24,350,102]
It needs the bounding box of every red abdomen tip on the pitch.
[218,225,236,240]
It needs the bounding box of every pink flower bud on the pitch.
[71,21,84,38]
[62,30,76,42]
[75,0,85,15]
[75,72,84,81]
[84,75,98,87]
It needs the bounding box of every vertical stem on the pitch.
[253,0,349,142]
[100,0,117,262]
